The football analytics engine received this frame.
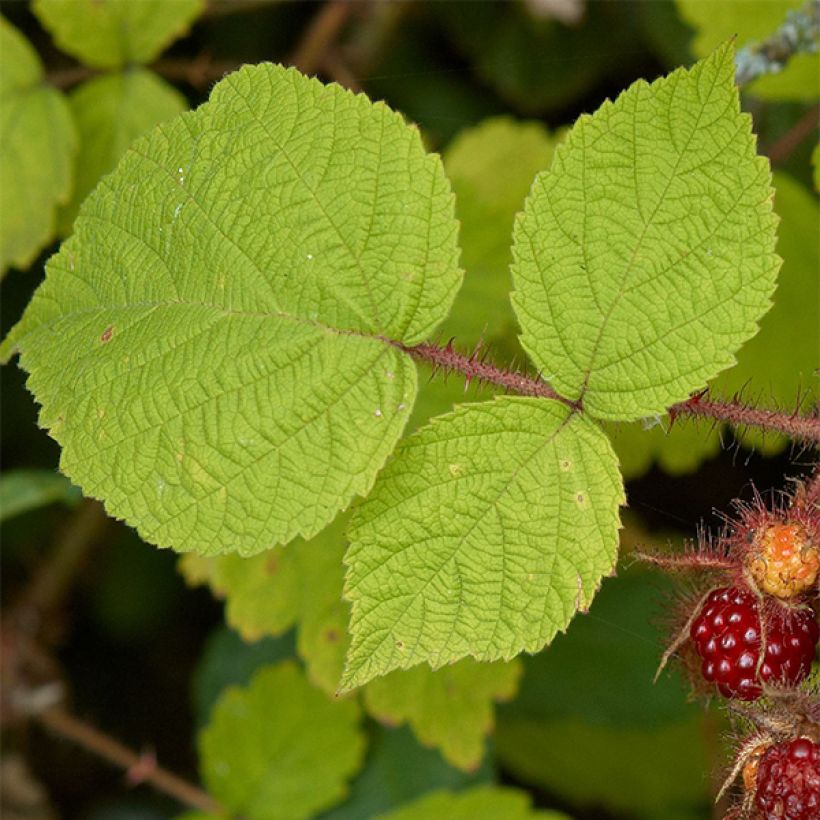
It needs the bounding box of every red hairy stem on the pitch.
[400,340,820,444]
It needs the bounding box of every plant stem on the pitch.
[36,706,223,815]
[767,103,819,166]
[289,0,355,75]
[400,340,820,443]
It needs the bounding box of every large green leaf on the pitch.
[0,17,75,274]
[199,661,365,820]
[363,658,521,771]
[342,397,624,689]
[677,0,820,100]
[611,170,818,478]
[511,43,779,420]
[59,69,187,234]
[376,786,567,820]
[2,65,462,555]
[33,0,204,69]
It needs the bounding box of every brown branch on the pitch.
[35,706,222,815]
[289,1,355,75]
[767,103,820,166]
[400,340,820,443]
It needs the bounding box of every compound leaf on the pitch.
[363,658,521,771]
[511,43,779,420]
[2,64,461,555]
[677,0,820,100]
[60,69,187,234]
[0,17,75,274]
[33,0,204,69]
[342,397,624,689]
[376,786,567,820]
[199,661,365,820]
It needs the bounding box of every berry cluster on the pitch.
[689,586,818,700]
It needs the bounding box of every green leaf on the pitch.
[495,717,711,819]
[2,64,462,555]
[320,725,492,820]
[0,17,76,274]
[677,0,820,100]
[511,43,780,420]
[59,69,187,235]
[812,141,820,192]
[199,661,365,820]
[32,0,204,69]
[363,658,521,771]
[376,785,567,820]
[343,397,624,689]
[440,117,556,348]
[610,170,818,478]
[0,469,81,522]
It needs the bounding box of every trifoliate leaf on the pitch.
[199,661,365,820]
[0,17,75,274]
[1,64,462,555]
[440,118,556,348]
[342,397,624,689]
[32,0,204,69]
[376,786,567,820]
[0,469,81,522]
[59,69,187,234]
[511,43,780,421]
[495,716,711,818]
[363,658,521,771]
[677,0,820,100]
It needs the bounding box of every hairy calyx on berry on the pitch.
[689,586,818,700]
[747,522,820,599]
[753,737,820,820]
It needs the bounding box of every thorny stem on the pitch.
[35,706,223,814]
[400,340,820,444]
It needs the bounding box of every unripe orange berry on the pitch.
[747,523,820,599]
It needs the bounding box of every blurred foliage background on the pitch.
[1,1,817,819]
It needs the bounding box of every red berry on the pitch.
[755,738,820,820]
[689,586,818,700]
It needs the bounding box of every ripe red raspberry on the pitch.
[689,586,818,700]
[755,737,820,819]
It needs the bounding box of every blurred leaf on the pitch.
[496,716,711,818]
[320,725,492,820]
[199,661,366,820]
[192,625,295,726]
[611,170,819,478]
[440,117,556,349]
[364,658,522,771]
[636,0,696,68]
[0,17,75,275]
[60,69,187,234]
[676,0,820,100]
[813,141,819,191]
[500,569,698,728]
[376,785,568,820]
[33,0,204,69]
[0,468,80,522]
[432,2,641,114]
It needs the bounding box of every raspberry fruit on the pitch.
[754,737,820,819]
[689,586,819,700]
[748,522,820,599]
